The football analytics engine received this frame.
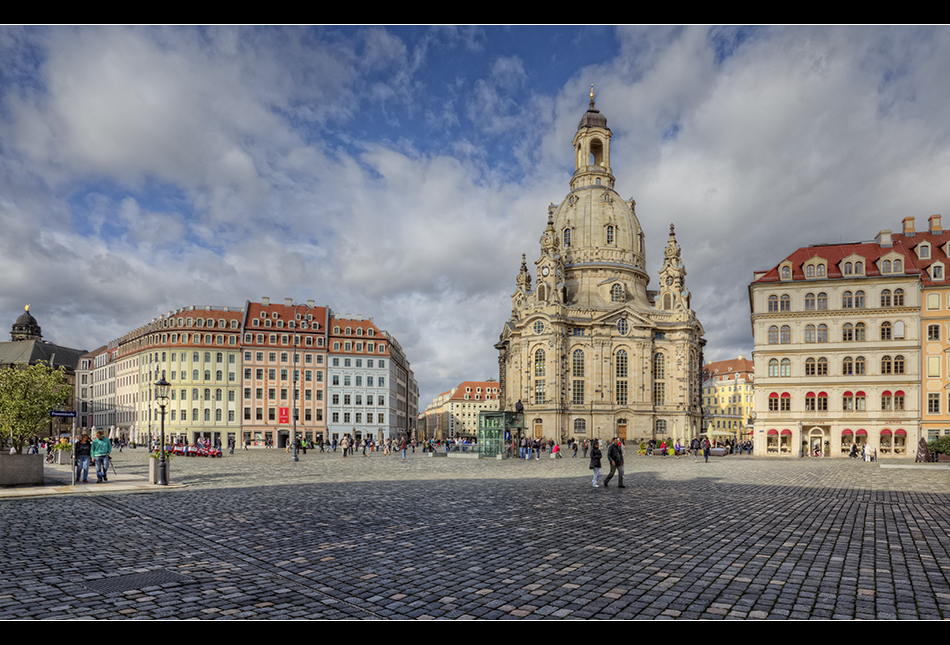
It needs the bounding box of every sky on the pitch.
[3,25,950,408]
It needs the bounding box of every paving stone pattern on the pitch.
[3,450,950,619]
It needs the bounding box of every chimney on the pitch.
[876,229,893,247]
[929,214,942,233]
[261,297,269,306]
[903,217,916,236]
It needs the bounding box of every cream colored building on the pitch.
[496,94,705,445]
[702,357,754,441]
[893,215,950,448]
[421,380,500,439]
[750,229,921,457]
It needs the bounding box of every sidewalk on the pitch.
[0,460,186,500]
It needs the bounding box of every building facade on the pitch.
[750,229,921,457]
[70,297,419,448]
[496,94,706,445]
[702,356,754,442]
[421,380,500,439]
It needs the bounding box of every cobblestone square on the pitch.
[2,450,948,619]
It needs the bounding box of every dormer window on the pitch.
[882,259,891,273]
[781,266,791,279]
[933,264,945,281]
[919,244,931,259]
[855,261,863,275]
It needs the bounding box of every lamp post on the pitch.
[290,302,311,462]
[154,376,170,486]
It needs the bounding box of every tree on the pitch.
[0,362,70,453]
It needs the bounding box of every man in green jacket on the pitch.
[92,430,112,483]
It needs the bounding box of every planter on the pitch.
[937,454,950,463]
[55,450,71,466]
[148,458,172,484]
[0,453,44,486]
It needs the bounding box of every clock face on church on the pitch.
[666,276,673,286]
[541,266,550,277]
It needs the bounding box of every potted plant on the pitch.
[148,449,173,484]
[928,436,950,463]
[52,438,72,465]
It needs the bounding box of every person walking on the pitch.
[74,433,92,484]
[91,429,112,483]
[603,437,625,488]
[589,439,603,488]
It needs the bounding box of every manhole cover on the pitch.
[82,570,192,594]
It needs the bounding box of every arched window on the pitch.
[616,350,628,406]
[894,289,905,306]
[781,266,791,279]
[616,350,628,378]
[855,356,866,375]
[653,353,665,379]
[881,321,892,340]
[817,357,828,375]
[805,357,816,375]
[563,228,572,248]
[843,356,854,375]
[843,323,854,341]
[780,325,791,344]
[534,349,545,377]
[656,419,667,435]
[611,284,623,302]
[606,224,615,245]
[855,322,866,341]
[573,350,585,377]
[805,293,816,310]
[769,326,779,344]
[894,259,902,272]
[818,324,828,342]
[881,355,893,374]
[817,293,828,309]
[882,260,891,273]
[842,291,854,308]
[573,419,586,433]
[806,265,815,278]
[805,324,816,343]
[894,355,905,374]
[855,291,866,308]
[768,295,779,312]
[881,289,892,307]
[817,264,826,277]
[769,359,779,377]
[780,358,791,377]
[780,294,791,311]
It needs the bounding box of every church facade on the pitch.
[496,95,705,445]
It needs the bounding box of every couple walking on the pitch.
[589,437,625,488]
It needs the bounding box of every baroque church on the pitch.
[496,93,705,445]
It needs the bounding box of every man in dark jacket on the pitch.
[603,437,625,488]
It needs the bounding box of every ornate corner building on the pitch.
[495,94,706,445]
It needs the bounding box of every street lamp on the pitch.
[290,302,311,462]
[154,376,170,486]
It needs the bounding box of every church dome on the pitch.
[11,305,42,341]
[552,94,650,308]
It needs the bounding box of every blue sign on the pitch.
[49,410,76,418]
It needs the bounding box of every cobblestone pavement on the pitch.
[2,448,950,619]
